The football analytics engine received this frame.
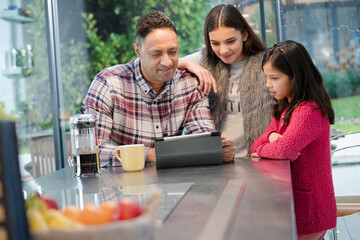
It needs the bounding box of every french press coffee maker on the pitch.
[69,111,100,177]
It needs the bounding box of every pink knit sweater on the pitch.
[251,102,337,234]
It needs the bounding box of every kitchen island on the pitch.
[22,157,296,239]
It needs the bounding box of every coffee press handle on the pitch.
[80,105,86,113]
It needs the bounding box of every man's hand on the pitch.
[269,132,283,143]
[250,152,260,158]
[222,137,235,163]
[178,60,217,95]
[146,148,156,162]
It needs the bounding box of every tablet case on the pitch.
[155,132,223,169]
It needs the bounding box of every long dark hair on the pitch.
[204,4,266,67]
[262,40,335,125]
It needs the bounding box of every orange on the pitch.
[78,204,109,225]
[100,201,116,222]
[63,205,81,221]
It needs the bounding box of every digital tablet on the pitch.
[154,132,223,169]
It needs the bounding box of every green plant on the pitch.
[83,0,214,78]
[324,45,360,99]
[321,70,359,99]
[23,0,53,131]
[331,123,360,133]
[331,95,360,133]
[0,102,16,121]
[22,0,92,132]
[331,95,360,119]
[0,102,7,120]
[83,12,136,79]
[346,69,360,96]
[322,71,339,99]
[16,0,218,136]
[60,39,90,114]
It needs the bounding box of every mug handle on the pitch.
[115,148,122,162]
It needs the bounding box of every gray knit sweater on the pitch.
[199,51,274,155]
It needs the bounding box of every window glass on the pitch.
[279,0,360,185]
[54,0,220,170]
[3,0,358,180]
[57,1,90,119]
[279,0,360,134]
[0,0,54,181]
[263,0,278,46]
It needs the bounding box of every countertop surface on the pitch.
[23,157,296,240]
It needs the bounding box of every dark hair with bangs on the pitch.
[136,10,177,45]
[262,40,334,125]
[204,4,266,67]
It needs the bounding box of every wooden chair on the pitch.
[331,196,360,240]
[336,196,360,217]
[29,133,72,178]
[330,131,360,240]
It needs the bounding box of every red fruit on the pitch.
[41,196,59,210]
[112,198,143,221]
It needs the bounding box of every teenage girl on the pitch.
[179,4,273,158]
[251,40,336,240]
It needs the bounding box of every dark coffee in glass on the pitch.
[73,153,98,174]
[70,112,100,177]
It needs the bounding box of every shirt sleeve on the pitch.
[83,75,119,166]
[255,104,328,161]
[184,89,216,134]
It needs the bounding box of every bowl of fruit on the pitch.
[26,191,161,240]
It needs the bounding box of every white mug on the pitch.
[115,144,145,172]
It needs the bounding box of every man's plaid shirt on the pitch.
[83,59,215,165]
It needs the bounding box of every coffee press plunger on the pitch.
[69,111,100,177]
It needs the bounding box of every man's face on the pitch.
[134,28,178,89]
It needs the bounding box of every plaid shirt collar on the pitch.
[133,58,184,98]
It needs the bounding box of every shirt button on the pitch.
[156,125,159,129]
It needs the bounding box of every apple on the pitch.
[112,198,143,221]
[41,195,59,210]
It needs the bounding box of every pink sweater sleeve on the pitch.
[253,103,328,161]
[251,118,280,152]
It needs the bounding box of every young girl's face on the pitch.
[263,62,292,102]
[208,26,248,64]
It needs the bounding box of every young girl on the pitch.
[179,4,273,158]
[251,40,337,240]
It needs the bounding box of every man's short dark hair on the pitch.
[135,10,177,44]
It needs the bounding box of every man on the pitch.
[83,10,235,166]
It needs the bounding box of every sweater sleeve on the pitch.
[251,118,280,153]
[180,51,202,64]
[255,103,328,161]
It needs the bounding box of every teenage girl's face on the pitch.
[263,62,292,102]
[208,26,248,64]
